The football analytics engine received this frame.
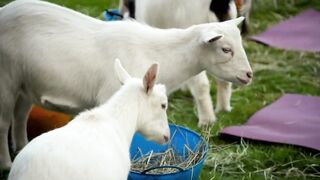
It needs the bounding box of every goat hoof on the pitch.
[215,106,232,113]
[198,116,216,128]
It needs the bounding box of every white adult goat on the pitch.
[120,0,245,128]
[0,0,252,169]
[8,59,170,180]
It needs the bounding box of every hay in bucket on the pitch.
[130,128,207,175]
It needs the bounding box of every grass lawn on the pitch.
[1,0,319,179]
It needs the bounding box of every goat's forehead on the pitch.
[216,24,240,37]
[154,84,166,93]
[215,26,242,46]
[153,85,167,100]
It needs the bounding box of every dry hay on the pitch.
[131,135,207,175]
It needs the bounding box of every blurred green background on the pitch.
[0,0,319,179]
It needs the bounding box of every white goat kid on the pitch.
[0,0,252,169]
[8,60,170,180]
[121,0,242,127]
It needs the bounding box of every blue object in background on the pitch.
[103,9,122,21]
[129,124,208,180]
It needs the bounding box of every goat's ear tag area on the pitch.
[114,58,131,85]
[143,63,158,95]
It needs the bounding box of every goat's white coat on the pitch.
[130,0,240,126]
[8,60,169,180]
[133,0,237,29]
[0,0,251,169]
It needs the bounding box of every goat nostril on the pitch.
[164,135,169,142]
[246,72,253,78]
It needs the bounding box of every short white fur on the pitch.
[8,59,169,180]
[0,0,251,169]
[123,0,250,127]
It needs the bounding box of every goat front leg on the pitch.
[11,95,32,154]
[215,78,232,112]
[186,71,216,127]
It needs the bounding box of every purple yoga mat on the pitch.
[220,94,320,151]
[250,9,320,52]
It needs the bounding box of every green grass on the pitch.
[170,1,320,179]
[1,0,320,179]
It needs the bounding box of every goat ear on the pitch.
[143,63,158,95]
[202,31,224,44]
[114,58,131,85]
[225,16,245,26]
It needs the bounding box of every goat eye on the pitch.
[161,103,166,109]
[222,47,232,54]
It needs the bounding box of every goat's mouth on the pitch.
[146,136,167,145]
[236,76,250,85]
[157,137,170,145]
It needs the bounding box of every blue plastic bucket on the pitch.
[128,124,208,180]
[103,9,123,21]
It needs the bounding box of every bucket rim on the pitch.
[129,124,208,176]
